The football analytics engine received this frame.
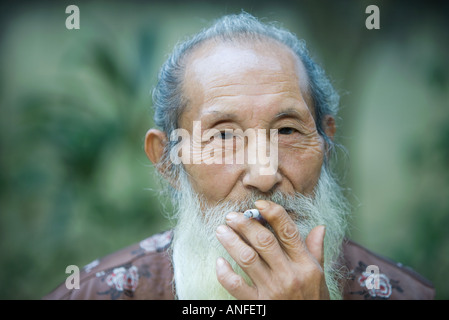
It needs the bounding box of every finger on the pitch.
[254,200,306,260]
[305,225,326,268]
[215,224,269,284]
[225,211,287,272]
[216,257,257,300]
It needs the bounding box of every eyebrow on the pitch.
[273,108,305,122]
[202,107,305,127]
[201,110,238,126]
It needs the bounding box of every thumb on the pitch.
[305,225,326,268]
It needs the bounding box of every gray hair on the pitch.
[152,12,340,175]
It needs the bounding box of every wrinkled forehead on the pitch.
[181,39,313,122]
[189,40,306,82]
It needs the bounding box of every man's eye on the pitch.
[279,127,296,135]
[217,131,233,139]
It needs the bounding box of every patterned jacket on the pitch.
[43,230,435,300]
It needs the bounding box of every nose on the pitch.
[241,129,281,193]
[242,163,282,193]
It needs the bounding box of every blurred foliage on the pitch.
[0,0,448,299]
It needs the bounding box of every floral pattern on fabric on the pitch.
[97,263,151,299]
[131,230,173,256]
[106,266,139,292]
[357,271,392,298]
[349,261,403,299]
[91,231,173,299]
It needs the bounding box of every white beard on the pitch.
[169,165,349,300]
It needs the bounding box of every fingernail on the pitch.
[255,200,269,210]
[216,225,229,234]
[226,212,238,221]
[216,257,227,273]
[217,257,226,267]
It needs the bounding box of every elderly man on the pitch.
[44,13,434,300]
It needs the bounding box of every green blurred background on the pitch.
[0,0,448,299]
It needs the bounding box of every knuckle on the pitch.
[228,275,244,292]
[256,229,277,248]
[239,247,257,266]
[216,269,228,283]
[281,223,300,241]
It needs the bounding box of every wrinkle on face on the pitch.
[178,40,324,204]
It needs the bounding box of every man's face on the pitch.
[179,41,325,205]
[147,40,346,300]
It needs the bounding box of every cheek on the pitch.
[278,143,324,195]
[184,163,242,203]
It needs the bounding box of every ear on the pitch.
[145,129,182,190]
[322,115,336,141]
[145,129,167,168]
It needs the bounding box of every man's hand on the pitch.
[215,200,329,300]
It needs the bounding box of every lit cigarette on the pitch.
[243,209,260,219]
